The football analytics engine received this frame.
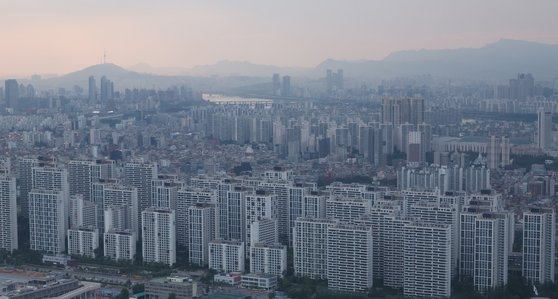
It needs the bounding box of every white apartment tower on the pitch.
[188,203,216,266]
[523,207,555,283]
[326,197,370,223]
[409,203,460,277]
[177,188,215,248]
[68,159,115,201]
[293,218,336,279]
[327,223,373,292]
[29,190,66,253]
[208,240,245,273]
[124,162,158,224]
[301,191,328,219]
[245,191,278,252]
[403,222,451,298]
[382,214,412,288]
[250,219,278,247]
[67,227,99,258]
[460,209,511,292]
[0,175,18,252]
[250,243,287,277]
[93,182,138,234]
[69,195,97,229]
[151,176,181,210]
[104,229,136,261]
[142,208,176,266]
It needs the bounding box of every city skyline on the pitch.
[1,0,558,76]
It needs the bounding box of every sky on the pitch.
[1,0,558,76]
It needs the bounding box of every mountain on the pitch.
[28,63,198,90]
[20,39,558,90]
[315,39,558,80]
[189,60,310,77]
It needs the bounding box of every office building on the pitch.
[0,175,17,252]
[88,76,96,103]
[537,107,552,150]
[145,276,197,299]
[142,208,176,266]
[100,76,114,102]
[523,207,555,283]
[4,79,19,110]
[327,223,373,292]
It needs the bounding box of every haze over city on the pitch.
[2,1,558,299]
[2,0,558,76]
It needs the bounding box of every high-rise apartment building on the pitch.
[69,195,97,229]
[523,207,555,283]
[250,243,287,277]
[188,203,216,266]
[142,208,176,266]
[293,218,336,279]
[104,229,136,261]
[124,162,158,225]
[403,222,451,298]
[67,227,99,258]
[208,240,245,273]
[29,190,66,253]
[382,214,412,288]
[92,182,138,234]
[245,191,278,252]
[69,159,115,202]
[327,223,373,292]
[151,175,181,210]
[0,175,17,252]
[460,208,511,292]
[382,97,424,125]
[326,197,370,223]
[176,188,214,247]
[409,203,460,277]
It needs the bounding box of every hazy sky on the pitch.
[2,0,558,76]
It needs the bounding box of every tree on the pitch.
[117,288,129,299]
[168,293,177,299]
[132,283,145,294]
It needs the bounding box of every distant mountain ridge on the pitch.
[22,39,558,89]
[314,39,558,80]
